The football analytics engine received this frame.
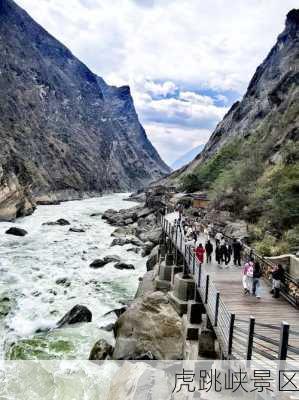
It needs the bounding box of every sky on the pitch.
[16,0,299,165]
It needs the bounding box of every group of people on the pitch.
[242,259,284,299]
[174,214,243,268]
[173,209,285,301]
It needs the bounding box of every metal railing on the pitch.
[161,214,299,361]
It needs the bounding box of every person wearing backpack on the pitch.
[252,261,262,299]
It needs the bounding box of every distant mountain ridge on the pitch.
[0,0,170,220]
[170,144,205,171]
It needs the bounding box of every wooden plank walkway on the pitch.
[165,212,299,361]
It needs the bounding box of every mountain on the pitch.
[0,0,170,220]
[166,9,299,255]
[170,144,205,170]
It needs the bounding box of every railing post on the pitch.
[197,261,201,288]
[227,313,235,358]
[192,253,195,275]
[278,322,289,360]
[205,275,209,304]
[214,292,220,327]
[246,316,255,361]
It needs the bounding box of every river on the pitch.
[0,193,145,360]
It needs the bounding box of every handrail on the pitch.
[161,214,299,362]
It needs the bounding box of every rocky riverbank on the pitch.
[87,189,185,361]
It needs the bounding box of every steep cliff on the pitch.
[0,0,170,220]
[173,10,299,254]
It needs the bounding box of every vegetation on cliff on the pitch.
[179,9,299,255]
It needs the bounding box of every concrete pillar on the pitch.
[165,253,174,266]
[187,301,205,325]
[159,262,173,282]
[159,244,166,260]
[171,265,183,285]
[168,273,196,315]
[173,273,196,302]
[198,329,217,358]
[176,252,184,266]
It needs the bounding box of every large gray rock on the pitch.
[111,237,143,247]
[89,339,113,360]
[43,218,70,226]
[5,227,28,236]
[89,259,107,269]
[146,245,159,271]
[113,291,184,360]
[57,305,92,327]
[138,227,162,245]
[114,262,135,270]
[111,226,136,237]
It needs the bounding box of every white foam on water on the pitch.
[0,193,146,359]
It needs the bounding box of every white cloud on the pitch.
[144,123,210,164]
[143,80,177,97]
[16,0,299,164]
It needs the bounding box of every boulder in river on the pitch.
[57,304,92,327]
[90,255,121,268]
[103,255,121,264]
[5,227,28,237]
[55,277,71,287]
[0,292,15,319]
[43,218,70,226]
[69,227,85,233]
[89,259,106,268]
[113,291,184,360]
[114,262,135,271]
[137,227,162,245]
[89,339,113,361]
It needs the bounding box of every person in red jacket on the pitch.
[195,243,205,264]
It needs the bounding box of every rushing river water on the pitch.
[0,194,145,360]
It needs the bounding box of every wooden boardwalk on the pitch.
[164,212,299,362]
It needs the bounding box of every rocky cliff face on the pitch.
[0,0,170,220]
[181,9,299,176]
[161,10,299,254]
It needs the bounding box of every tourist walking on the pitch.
[205,240,213,263]
[195,243,205,264]
[232,238,242,266]
[243,259,254,294]
[271,264,284,298]
[215,232,222,245]
[220,241,231,265]
[215,243,222,266]
[252,261,262,299]
[224,242,232,265]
